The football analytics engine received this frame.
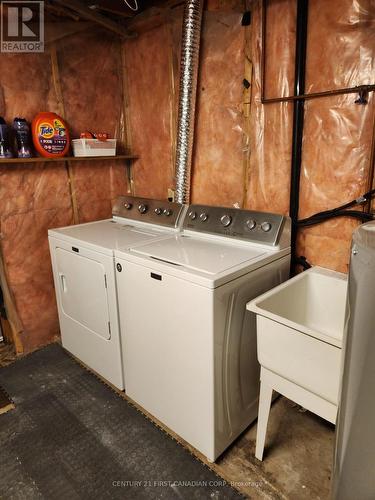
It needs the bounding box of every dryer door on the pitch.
[55,247,110,340]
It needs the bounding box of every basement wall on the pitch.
[125,0,375,270]
[1,0,374,352]
[0,28,128,352]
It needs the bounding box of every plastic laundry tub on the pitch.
[247,266,348,460]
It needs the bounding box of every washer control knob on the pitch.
[261,222,272,232]
[124,202,132,210]
[220,214,232,227]
[200,212,208,222]
[188,211,197,220]
[138,204,147,214]
[164,209,173,216]
[154,207,163,215]
[246,219,256,230]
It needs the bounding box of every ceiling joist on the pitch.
[51,0,137,38]
[45,3,81,21]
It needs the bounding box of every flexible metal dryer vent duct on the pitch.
[175,0,203,204]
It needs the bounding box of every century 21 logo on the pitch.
[1,1,44,52]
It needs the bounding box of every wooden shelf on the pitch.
[0,154,138,164]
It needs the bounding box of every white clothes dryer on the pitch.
[48,196,186,390]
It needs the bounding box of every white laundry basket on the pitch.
[247,266,347,460]
[72,138,116,157]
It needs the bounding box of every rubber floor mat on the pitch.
[0,344,243,499]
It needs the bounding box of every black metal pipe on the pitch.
[289,0,309,273]
[261,84,375,104]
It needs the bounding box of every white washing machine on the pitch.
[48,196,186,390]
[115,204,291,461]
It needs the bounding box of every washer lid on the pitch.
[130,235,268,275]
[49,219,171,254]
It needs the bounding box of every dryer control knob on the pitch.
[188,211,197,220]
[220,215,232,227]
[138,204,147,214]
[246,219,256,230]
[164,209,173,216]
[124,202,132,210]
[200,212,208,222]
[154,207,163,215]
[261,222,272,232]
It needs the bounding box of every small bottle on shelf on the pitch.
[0,117,13,158]
[13,117,33,158]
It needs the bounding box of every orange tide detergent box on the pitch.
[32,112,70,157]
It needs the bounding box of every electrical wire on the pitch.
[294,189,375,271]
[298,188,375,227]
[295,255,312,270]
[298,210,374,227]
[307,188,375,218]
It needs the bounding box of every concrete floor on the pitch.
[212,396,334,499]
[121,387,335,499]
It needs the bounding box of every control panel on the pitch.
[183,204,288,246]
[112,196,185,228]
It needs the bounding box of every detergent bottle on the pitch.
[32,112,70,158]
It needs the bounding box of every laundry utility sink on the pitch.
[247,266,348,460]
